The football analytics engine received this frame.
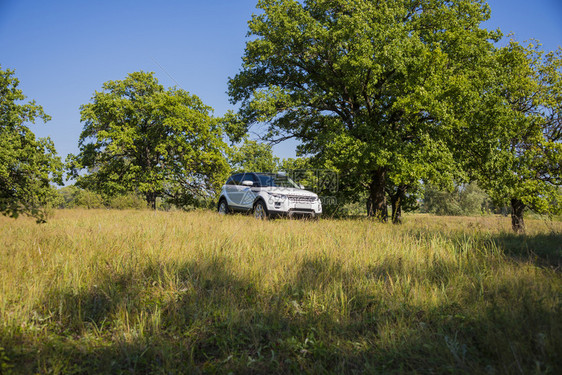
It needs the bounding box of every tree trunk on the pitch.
[510,198,525,234]
[391,185,407,225]
[146,192,157,210]
[367,168,388,222]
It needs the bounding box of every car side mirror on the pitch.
[242,180,254,186]
[299,184,305,189]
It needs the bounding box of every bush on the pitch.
[108,193,145,210]
[422,183,491,216]
[56,186,149,210]
[55,186,104,209]
[74,189,105,209]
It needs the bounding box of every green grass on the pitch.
[1,210,561,374]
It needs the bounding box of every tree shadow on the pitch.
[489,232,562,269]
[405,225,562,270]
[2,253,560,374]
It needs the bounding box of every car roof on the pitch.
[228,172,288,179]
[255,172,286,176]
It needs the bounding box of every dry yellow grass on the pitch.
[0,209,560,373]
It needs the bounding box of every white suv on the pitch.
[217,172,322,219]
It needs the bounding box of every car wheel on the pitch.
[218,199,229,214]
[253,201,268,220]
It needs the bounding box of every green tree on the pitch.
[229,139,279,172]
[67,72,229,209]
[422,183,489,216]
[279,157,316,191]
[108,192,145,210]
[464,42,562,233]
[422,184,461,216]
[228,0,499,222]
[0,66,62,222]
[279,157,310,173]
[74,189,105,209]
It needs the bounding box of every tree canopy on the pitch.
[461,41,562,232]
[0,66,62,222]
[229,139,280,173]
[229,0,501,222]
[67,71,229,209]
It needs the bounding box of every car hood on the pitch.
[260,186,317,197]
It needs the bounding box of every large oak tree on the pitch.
[67,72,229,209]
[464,42,562,233]
[228,0,500,221]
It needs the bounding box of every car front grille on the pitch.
[287,195,316,203]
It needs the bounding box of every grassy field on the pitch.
[1,210,561,374]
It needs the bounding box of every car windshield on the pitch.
[257,174,300,188]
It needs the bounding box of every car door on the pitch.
[224,173,243,208]
[237,173,257,209]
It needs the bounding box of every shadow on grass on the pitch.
[2,254,561,374]
[407,225,562,270]
[490,232,562,269]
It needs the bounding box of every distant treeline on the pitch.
[52,186,216,211]
[56,182,511,218]
[325,182,512,218]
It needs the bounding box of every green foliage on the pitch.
[54,186,75,208]
[108,192,145,210]
[67,71,229,209]
[0,66,63,223]
[228,0,500,220]
[279,157,310,173]
[229,139,279,172]
[462,41,562,231]
[279,157,317,191]
[54,186,104,209]
[56,185,148,209]
[73,189,104,209]
[422,183,491,216]
[220,110,248,144]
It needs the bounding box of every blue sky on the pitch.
[1,0,561,167]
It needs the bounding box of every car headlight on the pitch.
[267,192,287,200]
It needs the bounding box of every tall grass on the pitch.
[1,210,560,374]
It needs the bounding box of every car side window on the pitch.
[258,174,274,187]
[228,173,243,185]
[250,173,261,187]
[240,173,254,185]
